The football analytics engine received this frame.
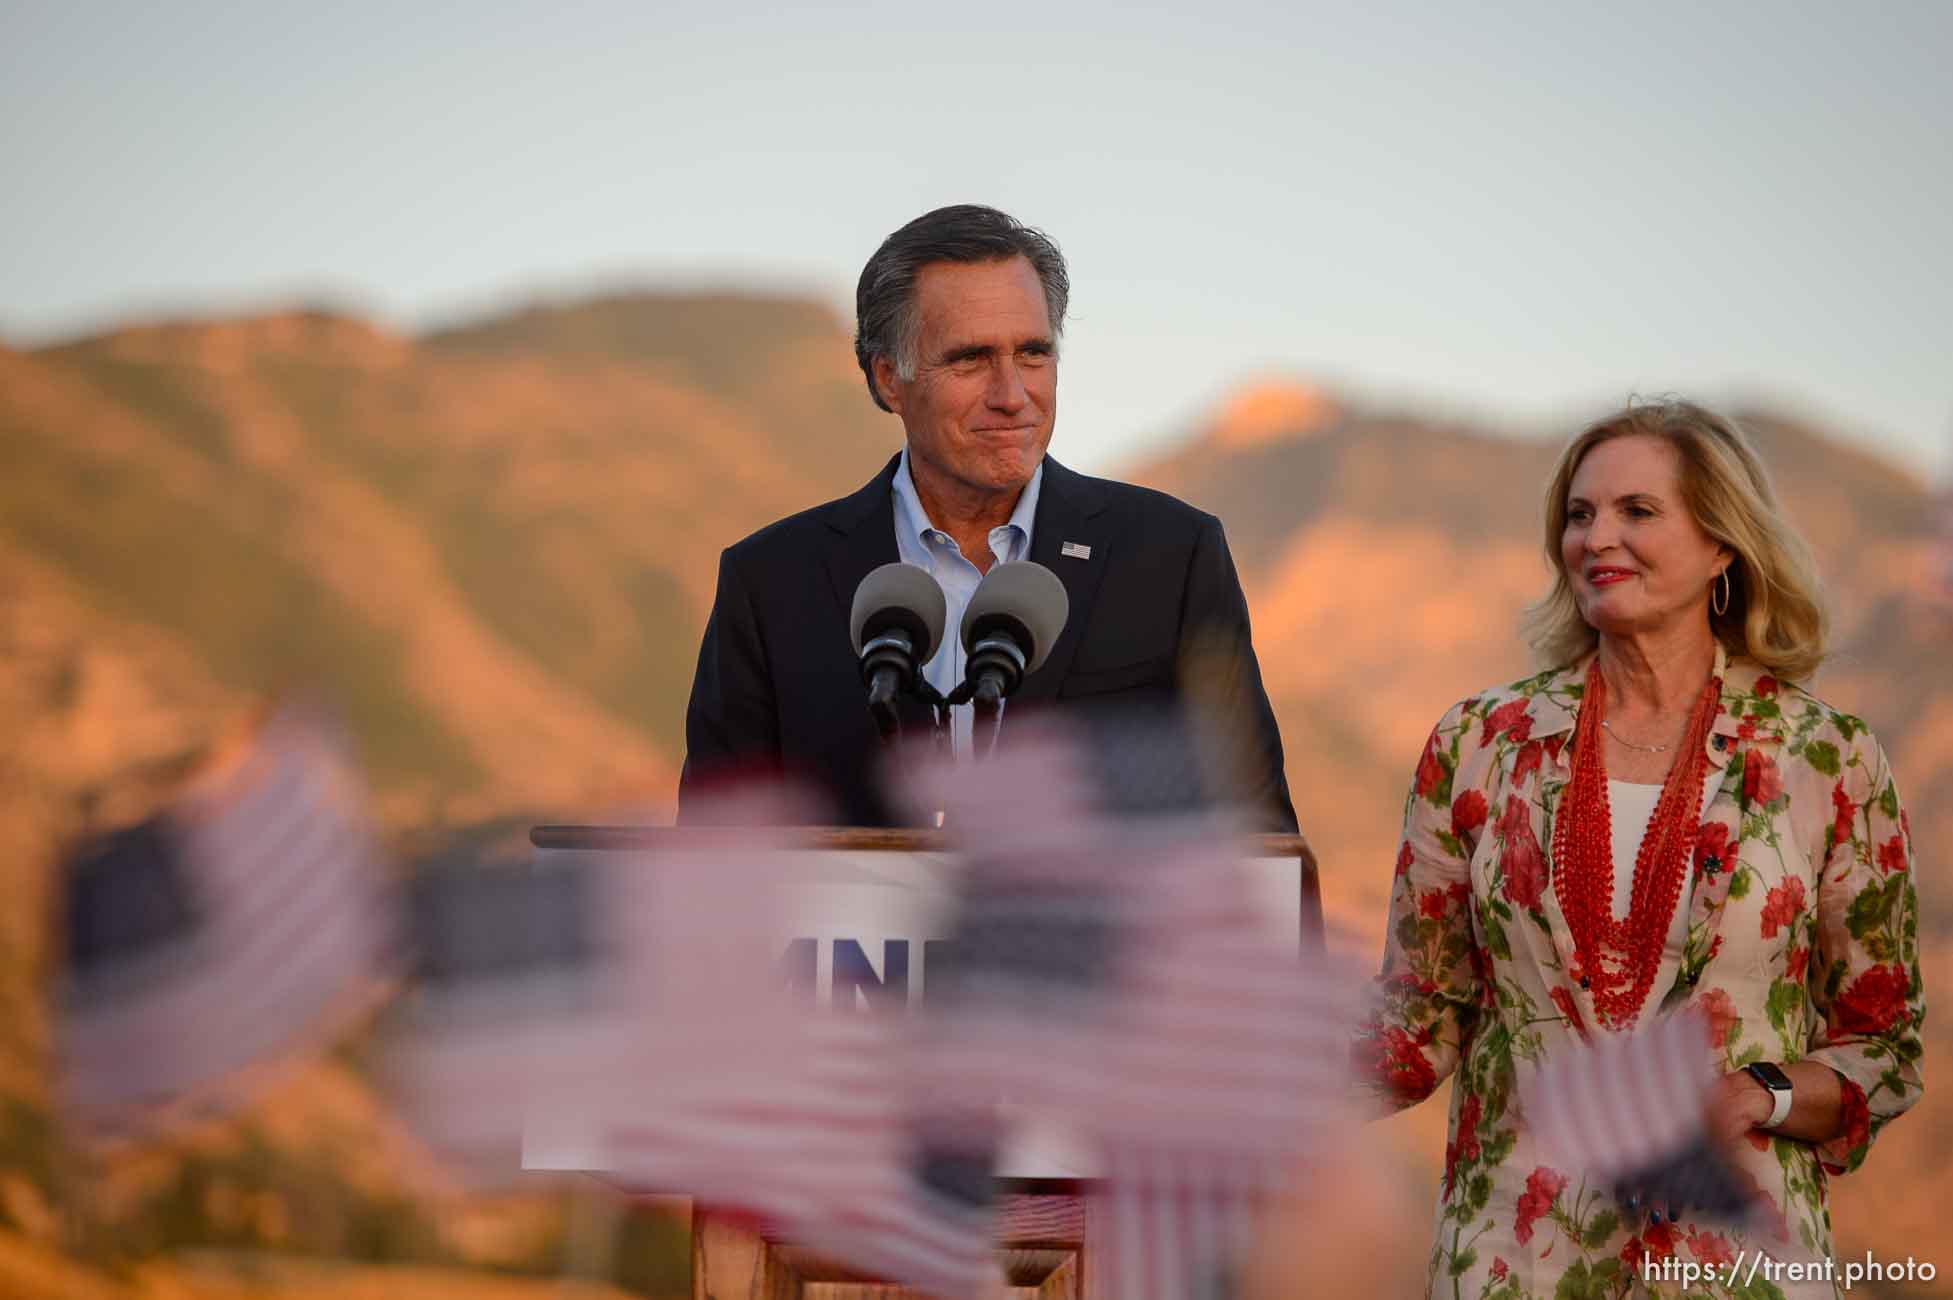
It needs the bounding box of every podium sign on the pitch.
[519,826,1321,1296]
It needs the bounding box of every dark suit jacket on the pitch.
[678,453,1296,829]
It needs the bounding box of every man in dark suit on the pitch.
[679,205,1294,829]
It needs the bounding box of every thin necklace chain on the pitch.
[1599,718,1682,753]
[1596,659,1712,755]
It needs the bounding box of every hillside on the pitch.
[2,296,899,821]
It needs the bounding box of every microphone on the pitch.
[850,563,948,740]
[958,561,1070,710]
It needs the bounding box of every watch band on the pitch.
[1744,1062,1794,1129]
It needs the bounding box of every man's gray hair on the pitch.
[853,204,1070,413]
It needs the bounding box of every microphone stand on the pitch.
[870,676,955,762]
[972,685,1004,759]
[917,679,953,764]
[867,673,903,743]
[867,677,953,824]
[943,678,1006,759]
[914,679,953,828]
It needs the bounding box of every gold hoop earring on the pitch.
[1712,569,1730,618]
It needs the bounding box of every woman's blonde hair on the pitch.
[1522,398,1830,680]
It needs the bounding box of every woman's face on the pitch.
[1561,434,1728,641]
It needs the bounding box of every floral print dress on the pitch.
[1356,652,1924,1300]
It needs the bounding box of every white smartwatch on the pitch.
[1744,1061,1794,1129]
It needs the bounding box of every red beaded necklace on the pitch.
[1551,658,1721,1029]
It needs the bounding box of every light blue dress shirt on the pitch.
[890,447,1043,757]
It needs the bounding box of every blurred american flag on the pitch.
[596,835,1000,1298]
[1519,1009,1757,1228]
[911,720,1361,1299]
[389,796,1001,1297]
[386,839,625,1185]
[395,722,1356,1297]
[57,701,390,1143]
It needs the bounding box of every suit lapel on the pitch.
[1016,457,1111,704]
[821,453,903,623]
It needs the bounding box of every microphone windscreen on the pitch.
[960,561,1069,672]
[850,562,948,662]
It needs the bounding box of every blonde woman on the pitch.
[1356,400,1924,1299]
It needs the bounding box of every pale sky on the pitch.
[4,1,1949,479]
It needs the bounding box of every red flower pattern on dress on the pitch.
[1640,1217,1677,1260]
[1481,697,1531,748]
[1737,718,1758,741]
[1786,945,1810,983]
[1693,821,1733,880]
[1415,733,1446,800]
[1365,1024,1437,1102]
[1697,987,1738,1046]
[1512,740,1544,786]
[1755,675,1779,698]
[1831,780,1856,850]
[1395,971,1439,1000]
[1548,985,1587,1038]
[1465,940,1496,1008]
[1759,876,1806,938]
[1830,1078,1871,1170]
[1685,1227,1735,1268]
[1394,840,1414,877]
[1497,795,1546,911]
[1834,963,1911,1036]
[1512,1166,1566,1245]
[1451,789,1489,839]
[1544,732,1567,762]
[1878,834,1907,874]
[1420,890,1448,920]
[1444,1093,1482,1194]
[1490,1255,1509,1280]
[1744,749,1783,806]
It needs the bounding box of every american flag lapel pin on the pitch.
[1060,541,1091,560]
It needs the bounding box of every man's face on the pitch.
[874,255,1057,499]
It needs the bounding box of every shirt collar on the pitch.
[891,448,933,549]
[893,447,1043,552]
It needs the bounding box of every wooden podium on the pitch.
[526,825,1321,1299]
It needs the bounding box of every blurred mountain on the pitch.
[1,295,899,821]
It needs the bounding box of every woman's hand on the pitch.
[1613,1072,1773,1225]
[1707,1069,1775,1152]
